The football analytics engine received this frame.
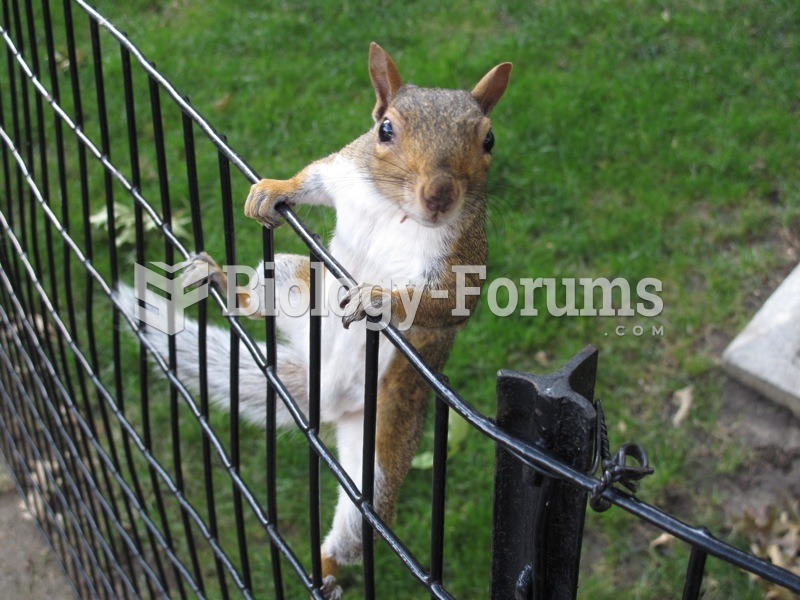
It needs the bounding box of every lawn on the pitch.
[10,0,800,598]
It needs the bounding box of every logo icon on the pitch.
[133,261,208,335]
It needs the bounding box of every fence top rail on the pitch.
[7,2,799,594]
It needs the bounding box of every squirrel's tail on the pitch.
[114,284,306,428]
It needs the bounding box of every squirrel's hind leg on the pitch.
[318,344,434,596]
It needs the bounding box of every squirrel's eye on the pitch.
[379,118,394,143]
[483,129,495,153]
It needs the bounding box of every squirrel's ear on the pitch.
[369,42,403,121]
[471,62,512,115]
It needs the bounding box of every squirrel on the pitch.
[122,43,510,598]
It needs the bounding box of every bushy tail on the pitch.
[114,284,304,428]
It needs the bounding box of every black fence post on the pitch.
[491,345,599,600]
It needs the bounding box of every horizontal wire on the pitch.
[0,256,207,596]
[0,349,137,598]
[0,445,83,599]
[0,93,327,592]
[0,396,107,598]
[0,21,397,594]
[2,3,798,596]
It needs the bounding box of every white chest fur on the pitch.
[298,156,454,420]
[321,156,454,285]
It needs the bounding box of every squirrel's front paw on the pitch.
[339,283,392,329]
[244,179,295,228]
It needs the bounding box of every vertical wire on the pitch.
[19,0,59,387]
[308,248,323,591]
[0,79,13,251]
[0,139,23,303]
[0,0,25,297]
[119,39,172,593]
[39,3,106,569]
[682,538,709,600]
[6,0,33,309]
[63,0,100,409]
[36,0,81,458]
[149,71,203,598]
[20,3,113,588]
[429,389,450,595]
[0,279,90,594]
[32,0,119,588]
[182,106,229,599]
[61,3,132,573]
[42,0,100,532]
[262,227,285,599]
[88,19,149,596]
[7,1,96,591]
[0,357,95,595]
[2,15,24,305]
[361,321,380,600]
[219,141,253,592]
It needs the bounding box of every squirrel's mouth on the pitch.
[400,208,457,228]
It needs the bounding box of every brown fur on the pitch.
[374,328,456,524]
[216,43,510,596]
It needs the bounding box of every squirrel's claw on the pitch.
[319,575,343,600]
[177,252,213,285]
[178,252,227,291]
[339,284,368,329]
[245,179,288,229]
[339,283,389,329]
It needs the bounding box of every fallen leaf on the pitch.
[213,92,232,113]
[734,499,800,598]
[534,350,550,367]
[672,385,694,427]
[649,532,675,550]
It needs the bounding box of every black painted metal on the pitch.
[682,535,710,600]
[429,387,450,597]
[262,229,285,599]
[491,346,597,600]
[0,2,797,599]
[309,250,324,595]
[362,320,380,600]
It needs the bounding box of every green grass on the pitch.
[10,0,799,598]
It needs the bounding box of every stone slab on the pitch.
[722,262,800,419]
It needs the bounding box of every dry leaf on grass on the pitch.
[649,532,675,551]
[672,385,694,427]
[735,499,800,599]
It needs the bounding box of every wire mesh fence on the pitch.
[0,1,798,599]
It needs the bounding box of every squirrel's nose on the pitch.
[421,176,458,214]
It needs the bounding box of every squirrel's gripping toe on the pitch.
[244,179,289,229]
[339,283,392,329]
[177,251,226,288]
[319,575,343,600]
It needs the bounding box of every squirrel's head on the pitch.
[366,43,511,228]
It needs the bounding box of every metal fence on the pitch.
[0,1,798,598]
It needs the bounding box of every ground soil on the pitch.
[0,461,74,600]
[714,379,800,517]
